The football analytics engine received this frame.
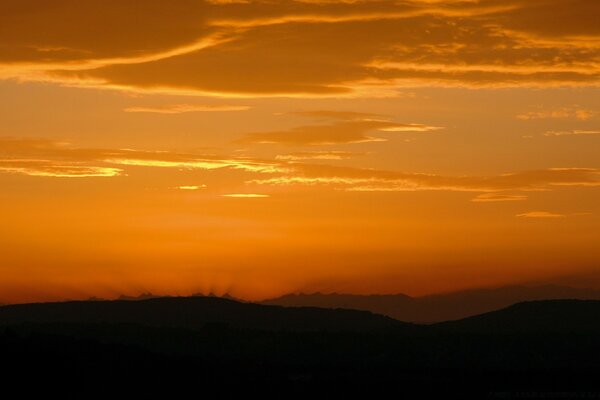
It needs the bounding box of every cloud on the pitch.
[123,104,251,114]
[288,111,383,120]
[238,121,389,145]
[238,112,441,145]
[276,151,368,160]
[178,185,207,190]
[516,211,566,218]
[517,108,597,121]
[2,1,600,96]
[105,154,284,173]
[0,137,286,177]
[544,130,600,137]
[0,160,122,178]
[222,193,269,198]
[248,164,600,193]
[0,0,221,64]
[471,193,528,202]
[2,138,600,201]
[0,137,124,177]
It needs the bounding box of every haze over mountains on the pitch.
[261,284,600,323]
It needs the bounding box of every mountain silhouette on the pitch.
[3,297,600,396]
[434,299,600,333]
[0,296,406,332]
[117,292,158,301]
[261,284,600,322]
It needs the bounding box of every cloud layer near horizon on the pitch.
[2,137,599,198]
[2,0,600,96]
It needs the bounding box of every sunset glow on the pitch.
[1,0,600,304]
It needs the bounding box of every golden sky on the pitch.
[1,0,600,303]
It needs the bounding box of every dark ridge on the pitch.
[433,299,600,333]
[0,295,410,332]
[3,299,600,395]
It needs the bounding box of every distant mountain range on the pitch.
[260,284,600,322]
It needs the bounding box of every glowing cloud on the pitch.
[178,185,207,190]
[517,211,566,218]
[517,108,596,121]
[544,130,600,137]
[3,0,600,96]
[0,160,122,178]
[248,165,600,194]
[471,194,528,203]
[276,151,368,161]
[124,104,251,114]
[222,193,270,198]
[238,112,441,145]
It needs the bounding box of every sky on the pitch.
[1,0,599,303]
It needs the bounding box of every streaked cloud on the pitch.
[517,211,566,219]
[288,111,383,120]
[124,104,251,114]
[544,130,600,137]
[238,111,441,145]
[471,193,528,203]
[0,160,122,178]
[2,138,600,201]
[379,124,442,132]
[178,185,207,190]
[276,151,368,161]
[248,165,600,193]
[0,137,286,177]
[517,107,596,121]
[222,193,270,198]
[3,1,600,97]
[105,155,284,173]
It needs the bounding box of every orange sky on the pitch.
[1,0,600,303]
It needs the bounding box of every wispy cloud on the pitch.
[222,193,269,198]
[124,104,250,114]
[0,160,122,178]
[276,151,368,161]
[248,165,600,193]
[517,107,596,121]
[3,138,600,202]
[105,155,284,173]
[178,185,207,190]
[517,211,566,218]
[4,1,600,96]
[288,111,383,120]
[238,111,441,146]
[471,193,528,203]
[544,130,600,137]
[0,137,285,177]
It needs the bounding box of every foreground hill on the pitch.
[0,296,406,332]
[261,284,600,322]
[3,298,600,396]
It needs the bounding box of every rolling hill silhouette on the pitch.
[261,284,600,322]
[3,297,600,396]
[434,299,600,333]
[0,296,406,332]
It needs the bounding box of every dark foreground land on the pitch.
[2,297,600,398]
